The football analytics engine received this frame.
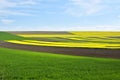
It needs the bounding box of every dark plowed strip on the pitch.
[6,31,73,35]
[0,41,120,59]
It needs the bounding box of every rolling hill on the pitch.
[0,32,27,40]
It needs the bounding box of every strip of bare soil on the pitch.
[0,41,120,59]
[7,31,73,35]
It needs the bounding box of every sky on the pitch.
[0,0,120,31]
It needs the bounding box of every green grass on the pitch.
[0,32,27,40]
[0,48,120,80]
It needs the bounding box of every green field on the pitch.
[0,31,120,80]
[0,32,27,40]
[0,48,120,80]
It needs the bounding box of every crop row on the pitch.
[7,40,120,49]
[6,32,120,49]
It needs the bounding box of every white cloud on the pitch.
[118,15,120,18]
[0,10,34,16]
[30,25,120,31]
[66,25,120,31]
[19,0,37,5]
[0,0,37,17]
[0,25,23,31]
[34,25,120,31]
[0,0,17,9]
[1,19,14,24]
[0,25,120,31]
[65,0,105,16]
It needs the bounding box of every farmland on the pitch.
[7,31,120,49]
[0,31,120,80]
[0,48,120,80]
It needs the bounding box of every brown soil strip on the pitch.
[0,41,120,59]
[6,31,73,35]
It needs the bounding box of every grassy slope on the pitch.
[0,48,120,80]
[0,32,27,40]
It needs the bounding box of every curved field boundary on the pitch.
[0,41,120,59]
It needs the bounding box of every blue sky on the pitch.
[0,0,120,31]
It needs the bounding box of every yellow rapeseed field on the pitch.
[6,32,120,49]
[71,31,120,37]
[7,40,120,49]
